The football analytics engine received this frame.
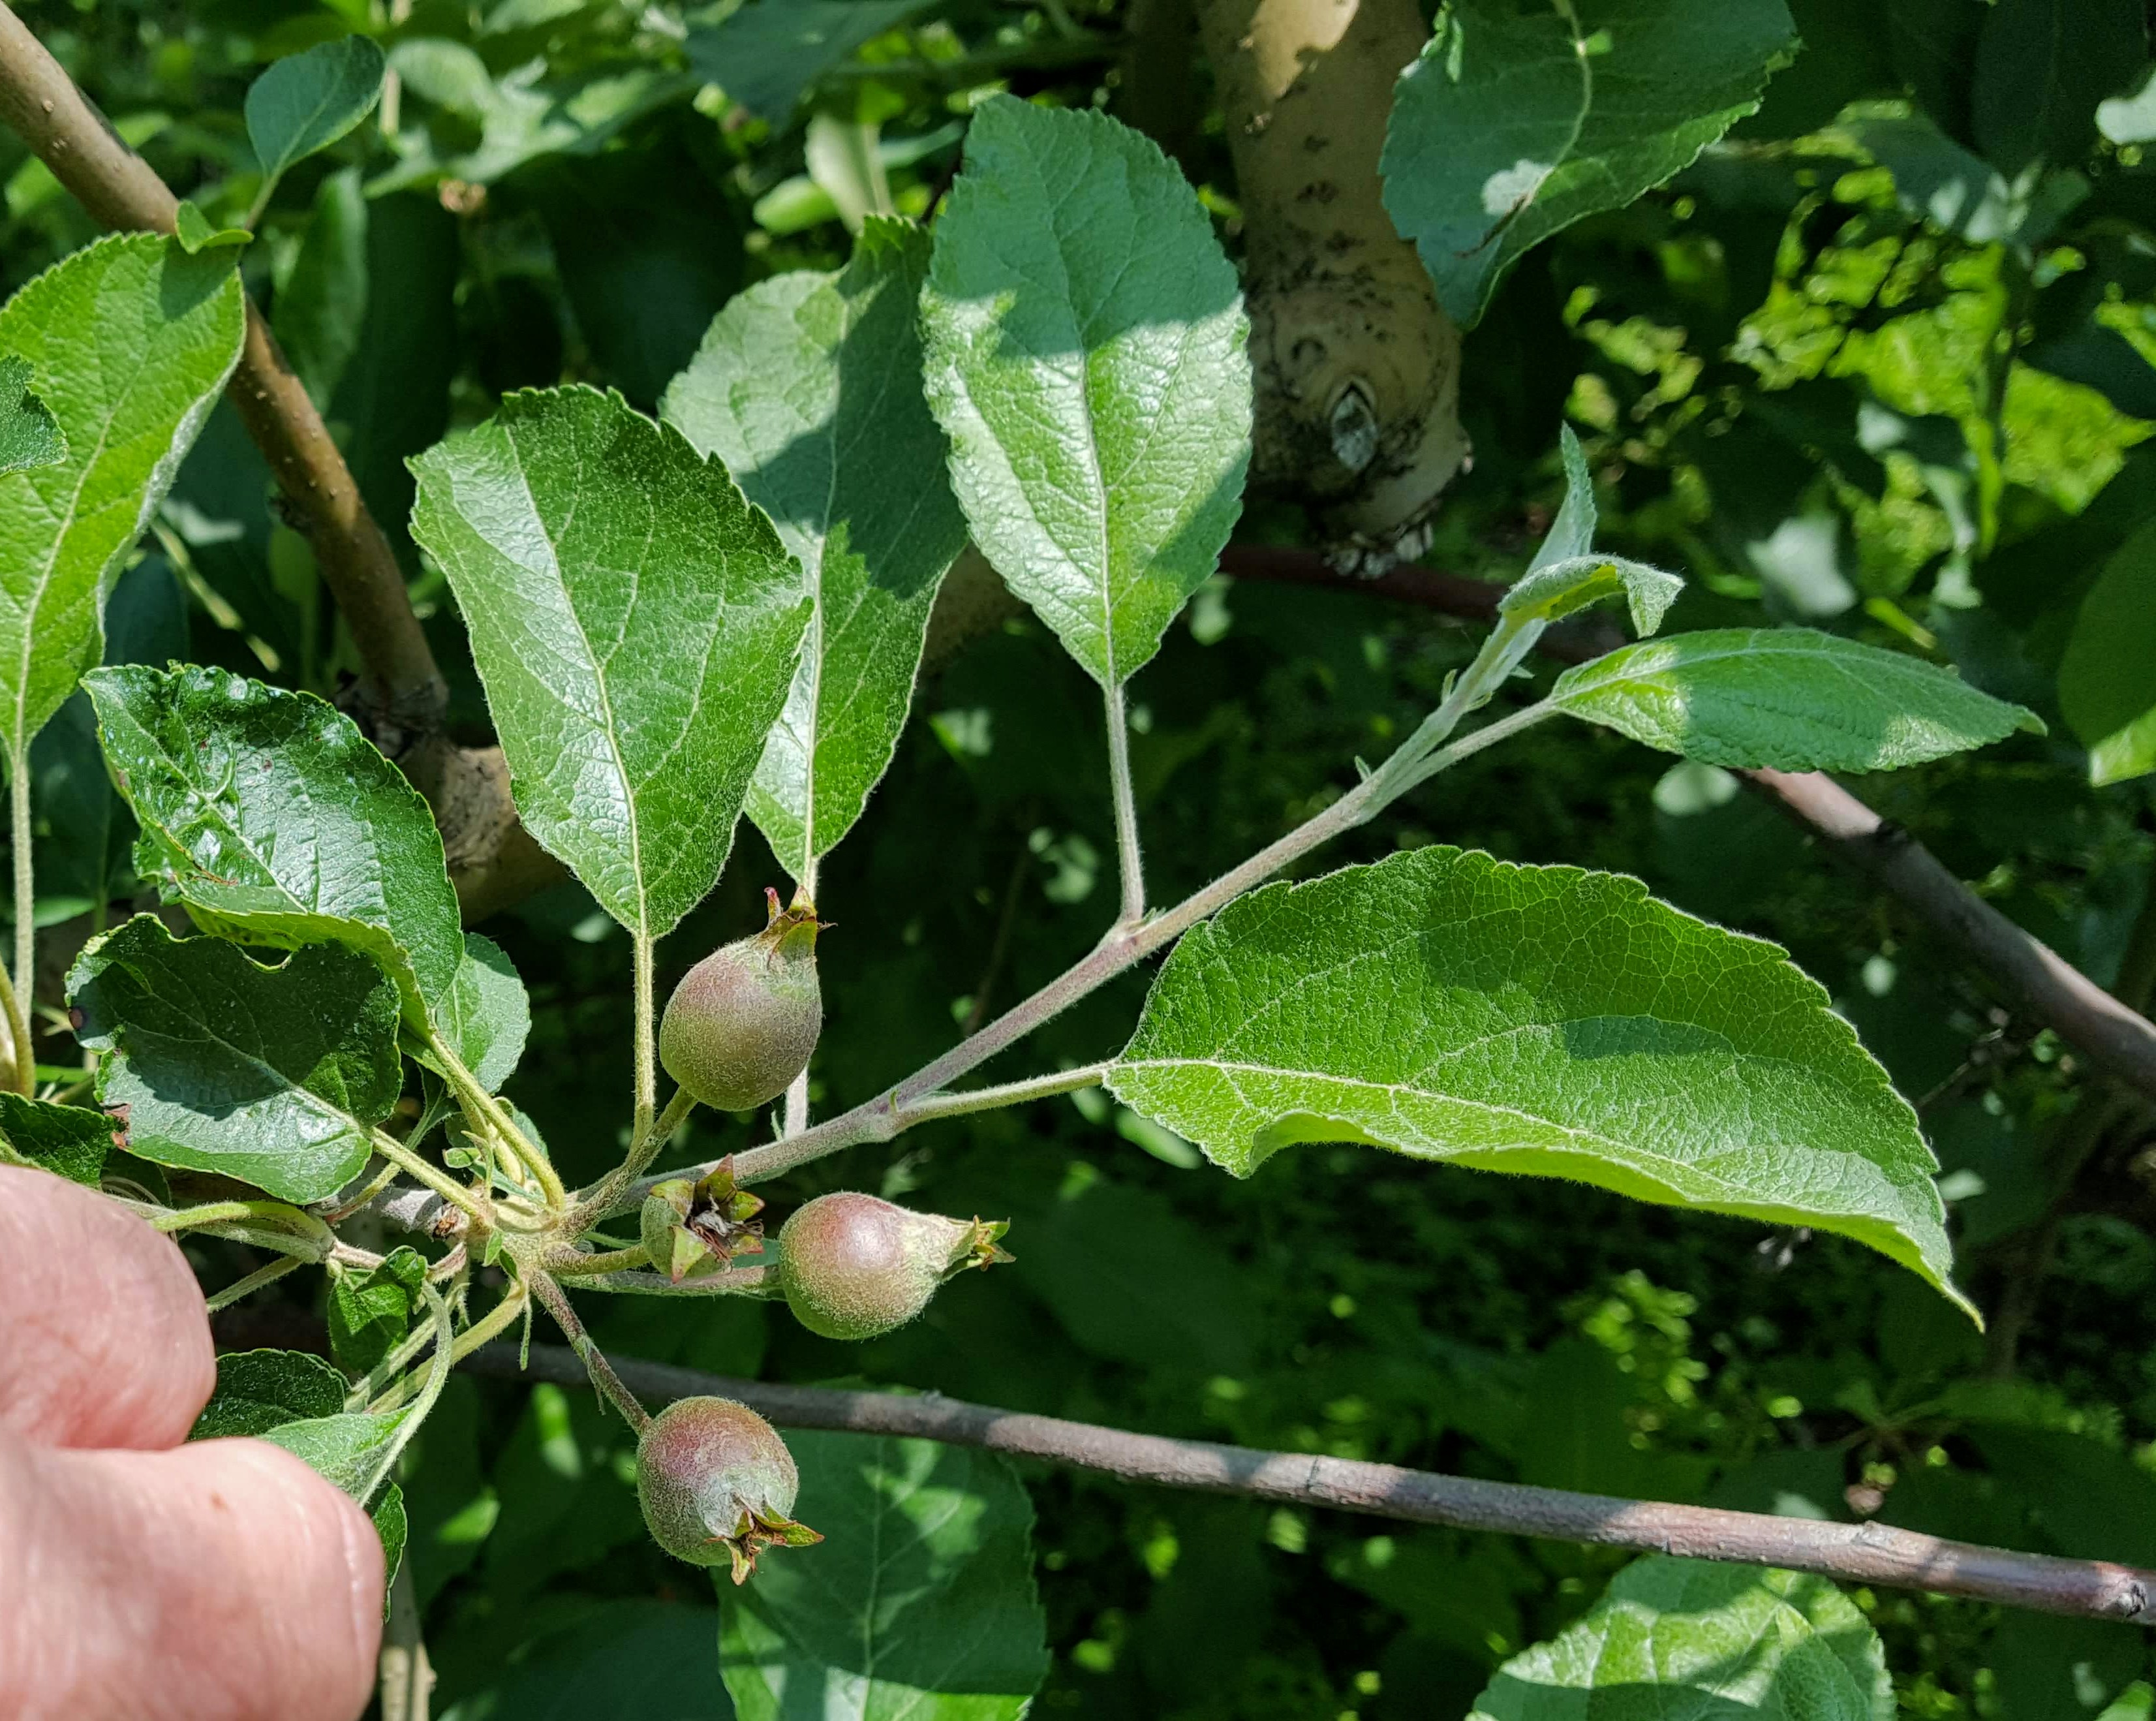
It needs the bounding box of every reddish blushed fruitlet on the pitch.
[635,1396,820,1582]
[660,889,824,1113]
[776,1191,1010,1341]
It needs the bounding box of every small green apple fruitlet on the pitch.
[660,888,824,1112]
[636,1396,822,1582]
[777,1191,1011,1341]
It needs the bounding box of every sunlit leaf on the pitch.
[1468,1557,1892,1718]
[0,235,243,762]
[69,915,402,1203]
[664,217,966,878]
[408,386,810,939]
[85,664,467,1032]
[1549,628,2042,771]
[922,97,1251,687]
[1382,0,1796,325]
[245,36,388,185]
[1111,846,1970,1313]
[720,1430,1049,1719]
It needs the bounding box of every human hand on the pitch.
[0,1166,383,1720]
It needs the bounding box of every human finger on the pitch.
[0,1427,383,1721]
[0,1165,216,1449]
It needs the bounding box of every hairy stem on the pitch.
[356,1283,455,1505]
[476,1340,2156,1626]
[426,1032,566,1211]
[0,934,31,1098]
[529,1271,651,1435]
[204,1254,307,1313]
[631,933,656,1145]
[369,1127,493,1224]
[151,1198,333,1250]
[546,1241,653,1277]
[901,1062,1113,1128]
[7,756,32,1093]
[1104,680,1146,925]
[570,1264,775,1298]
[369,1281,527,1414]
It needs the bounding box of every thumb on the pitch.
[0,1428,383,1721]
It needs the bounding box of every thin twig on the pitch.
[572,1085,697,1228]
[528,1273,651,1434]
[470,1341,2156,1626]
[655,601,1548,1196]
[900,1062,1111,1126]
[1748,769,2156,1106]
[204,1254,307,1312]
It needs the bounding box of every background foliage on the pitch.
[4,0,2155,1714]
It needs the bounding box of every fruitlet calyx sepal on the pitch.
[640,1160,765,1283]
[636,1395,822,1582]
[659,888,824,1113]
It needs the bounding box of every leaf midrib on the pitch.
[497,416,651,940]
[1116,1054,1914,1211]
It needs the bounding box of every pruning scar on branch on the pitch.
[476,1341,2156,1626]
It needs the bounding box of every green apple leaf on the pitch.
[68,915,403,1203]
[328,1247,427,1378]
[1382,0,1796,326]
[0,234,244,762]
[192,1348,349,1439]
[84,664,465,1033]
[1548,628,2043,771]
[1109,846,1969,1314]
[921,96,1251,688]
[685,0,940,125]
[664,217,966,879]
[1496,427,1682,634]
[172,201,251,254]
[260,1409,410,1587]
[245,35,388,186]
[2059,518,2156,786]
[1468,1557,1892,1718]
[417,933,529,1095]
[0,354,65,475]
[408,386,810,940]
[1503,554,1684,636]
[720,1430,1049,1720]
[0,1091,117,1186]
